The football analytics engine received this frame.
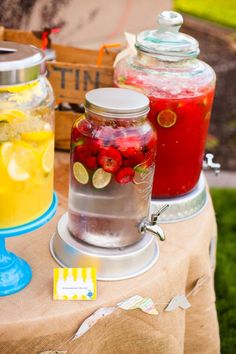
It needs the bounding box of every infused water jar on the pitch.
[0,42,54,228]
[114,11,216,197]
[68,88,157,248]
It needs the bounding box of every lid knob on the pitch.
[157,11,183,33]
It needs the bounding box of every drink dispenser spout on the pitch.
[203,153,221,175]
[139,205,169,241]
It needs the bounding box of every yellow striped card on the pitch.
[53,268,96,300]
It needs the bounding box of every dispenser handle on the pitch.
[203,153,221,175]
[139,204,169,241]
[150,204,169,225]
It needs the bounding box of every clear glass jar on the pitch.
[68,88,157,248]
[0,42,54,228]
[114,11,216,198]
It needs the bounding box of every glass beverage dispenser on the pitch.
[0,42,55,228]
[68,88,159,248]
[114,11,216,198]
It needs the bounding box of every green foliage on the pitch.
[174,0,236,28]
[211,188,236,353]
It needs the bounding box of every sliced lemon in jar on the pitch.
[42,140,54,173]
[0,109,27,123]
[73,162,89,184]
[7,158,30,181]
[1,142,14,165]
[157,110,177,128]
[21,131,53,142]
[92,168,112,189]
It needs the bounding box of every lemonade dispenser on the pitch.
[0,42,55,228]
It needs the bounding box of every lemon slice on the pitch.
[21,131,53,142]
[92,168,112,189]
[0,109,26,123]
[1,142,13,165]
[42,140,54,173]
[73,162,89,184]
[0,81,38,93]
[8,158,30,181]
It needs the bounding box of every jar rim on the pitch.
[0,41,46,86]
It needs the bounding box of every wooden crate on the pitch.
[0,27,117,150]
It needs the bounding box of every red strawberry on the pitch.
[74,145,90,164]
[115,167,135,184]
[143,131,157,151]
[86,138,103,155]
[116,136,141,158]
[144,149,156,167]
[98,147,122,173]
[123,151,145,167]
[85,156,98,170]
[77,119,92,136]
[71,126,80,142]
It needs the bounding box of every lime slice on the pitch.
[73,162,89,184]
[7,158,30,181]
[157,109,177,128]
[92,168,112,189]
[21,131,53,142]
[42,140,54,173]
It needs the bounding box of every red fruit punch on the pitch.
[98,147,122,173]
[148,90,215,197]
[115,167,135,184]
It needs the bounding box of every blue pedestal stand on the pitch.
[0,192,58,297]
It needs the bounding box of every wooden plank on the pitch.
[48,62,114,104]
[55,111,83,150]
[4,29,42,47]
[0,27,5,40]
[4,29,117,65]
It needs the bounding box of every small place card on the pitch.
[53,268,96,300]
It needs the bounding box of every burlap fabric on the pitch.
[0,153,220,354]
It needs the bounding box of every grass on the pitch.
[174,0,236,28]
[211,189,236,353]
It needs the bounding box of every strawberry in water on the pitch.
[116,136,141,158]
[77,119,92,136]
[71,125,80,142]
[123,151,145,167]
[115,167,135,184]
[86,138,103,155]
[85,156,98,170]
[98,147,122,173]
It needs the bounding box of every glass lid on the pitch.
[136,11,199,60]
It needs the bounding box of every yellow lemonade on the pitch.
[0,111,54,228]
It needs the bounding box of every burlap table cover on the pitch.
[0,152,220,354]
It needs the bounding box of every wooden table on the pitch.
[0,152,220,354]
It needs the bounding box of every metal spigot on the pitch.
[139,205,169,241]
[203,153,221,175]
